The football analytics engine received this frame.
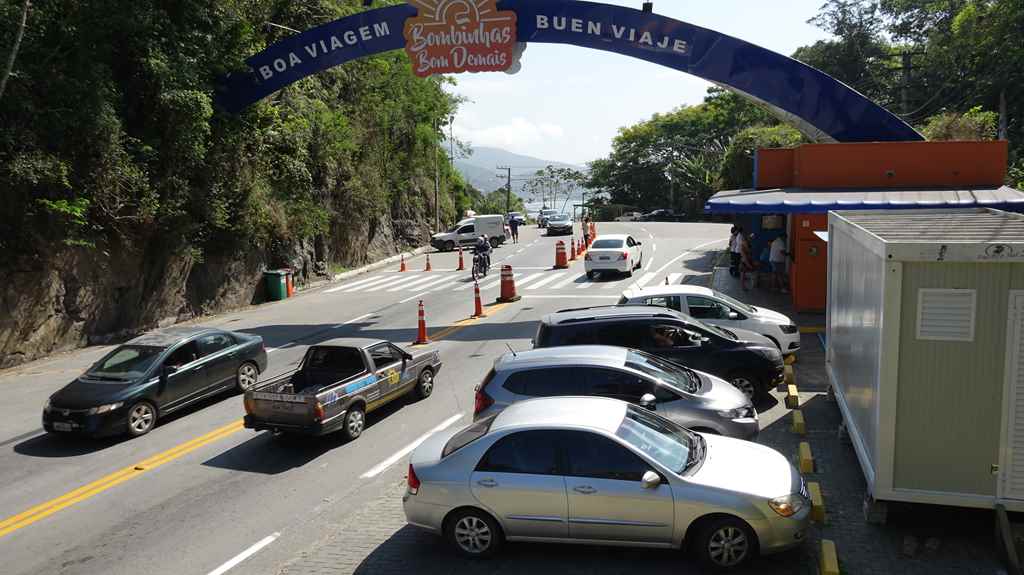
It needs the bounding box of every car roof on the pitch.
[494,345,628,371]
[491,396,628,434]
[126,326,219,347]
[593,234,629,241]
[621,284,714,299]
[313,337,387,350]
[542,304,690,325]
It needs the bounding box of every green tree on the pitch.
[719,126,805,189]
[920,106,998,141]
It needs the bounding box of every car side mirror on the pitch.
[402,352,413,361]
[689,333,703,343]
[641,470,662,489]
[728,312,740,320]
[162,365,177,377]
[640,393,657,410]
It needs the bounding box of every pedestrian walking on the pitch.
[739,232,756,291]
[509,216,520,244]
[770,233,790,293]
[582,214,591,246]
[728,226,742,277]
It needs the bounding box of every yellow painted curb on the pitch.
[808,481,825,523]
[798,441,814,473]
[785,384,800,409]
[800,326,825,334]
[784,365,795,385]
[820,539,840,575]
[791,410,806,435]
[785,354,797,365]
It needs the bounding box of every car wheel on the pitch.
[490,238,499,249]
[341,405,365,441]
[126,401,157,437]
[413,368,434,400]
[236,362,259,392]
[728,372,760,401]
[695,516,756,570]
[445,509,504,558]
[445,241,455,252]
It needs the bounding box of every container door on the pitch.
[1001,292,1024,501]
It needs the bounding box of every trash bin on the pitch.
[264,270,289,302]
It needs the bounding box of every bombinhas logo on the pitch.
[404,0,518,77]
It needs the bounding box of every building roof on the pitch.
[706,186,1024,214]
[837,208,1024,243]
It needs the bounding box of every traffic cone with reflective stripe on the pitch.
[414,300,429,345]
[424,254,432,272]
[457,247,465,271]
[569,238,577,261]
[472,281,485,318]
[399,254,407,272]
[497,265,521,303]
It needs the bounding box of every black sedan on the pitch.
[43,326,268,438]
[642,209,685,222]
[545,213,574,236]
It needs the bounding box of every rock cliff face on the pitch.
[0,212,429,369]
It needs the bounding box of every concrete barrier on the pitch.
[791,410,806,435]
[798,441,815,473]
[808,481,825,523]
[785,384,801,409]
[820,540,840,575]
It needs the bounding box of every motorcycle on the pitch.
[471,250,490,281]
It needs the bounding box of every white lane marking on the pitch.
[645,256,656,272]
[326,274,387,293]
[652,244,658,253]
[323,285,347,294]
[649,233,654,240]
[511,273,545,289]
[206,533,280,575]
[640,227,648,232]
[428,278,463,292]
[551,273,584,289]
[516,249,525,254]
[577,280,596,289]
[332,313,374,329]
[633,272,657,289]
[458,272,516,291]
[339,274,407,292]
[360,413,465,479]
[525,273,565,290]
[652,238,729,276]
[399,292,429,304]
[387,275,450,292]
[667,273,682,285]
[523,295,620,299]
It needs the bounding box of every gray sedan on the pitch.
[403,397,810,569]
[473,346,758,440]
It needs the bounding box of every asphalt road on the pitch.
[0,222,731,575]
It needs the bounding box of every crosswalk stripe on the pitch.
[634,272,657,288]
[512,273,544,289]
[525,273,565,290]
[667,273,682,285]
[551,273,584,289]
[387,275,448,292]
[416,276,462,291]
[347,274,420,292]
[476,273,510,291]
[332,274,392,292]
[577,280,595,289]
[337,275,397,292]
[429,278,463,292]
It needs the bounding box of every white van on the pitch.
[430,215,506,251]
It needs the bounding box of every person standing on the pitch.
[582,214,591,246]
[770,233,790,293]
[728,226,742,277]
[739,232,755,291]
[508,216,520,244]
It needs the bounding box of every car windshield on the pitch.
[549,214,569,222]
[615,405,695,474]
[625,350,699,393]
[87,345,164,381]
[442,415,496,457]
[711,290,756,314]
[591,239,624,249]
[686,316,736,340]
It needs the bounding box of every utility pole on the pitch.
[448,116,455,168]
[434,120,440,232]
[900,51,913,115]
[999,90,1008,140]
[497,166,512,214]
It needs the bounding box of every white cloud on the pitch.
[454,117,566,152]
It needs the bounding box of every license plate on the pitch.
[53,422,74,432]
[269,402,303,413]
[599,256,610,261]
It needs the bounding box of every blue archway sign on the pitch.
[216,0,923,143]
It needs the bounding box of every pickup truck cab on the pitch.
[243,338,442,440]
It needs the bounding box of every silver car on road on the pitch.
[403,397,810,570]
[473,346,758,440]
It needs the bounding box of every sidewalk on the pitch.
[710,264,826,329]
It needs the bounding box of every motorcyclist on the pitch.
[474,234,492,272]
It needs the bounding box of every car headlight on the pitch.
[87,402,124,415]
[779,324,799,334]
[769,493,806,517]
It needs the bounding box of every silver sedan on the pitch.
[403,397,810,570]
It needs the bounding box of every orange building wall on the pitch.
[789,214,828,312]
[794,141,1007,189]
[756,148,795,189]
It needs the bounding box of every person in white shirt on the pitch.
[729,226,743,277]
[769,233,790,293]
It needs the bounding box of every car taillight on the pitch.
[474,388,494,415]
[313,401,325,421]
[243,396,255,415]
[407,464,421,495]
[619,251,629,261]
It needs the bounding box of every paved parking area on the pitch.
[277,332,1004,575]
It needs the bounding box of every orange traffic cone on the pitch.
[497,265,521,303]
[554,241,568,270]
[425,254,432,272]
[569,238,577,261]
[457,247,465,271]
[472,281,485,318]
[399,254,407,272]
[414,300,429,345]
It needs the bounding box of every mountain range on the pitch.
[453,146,586,201]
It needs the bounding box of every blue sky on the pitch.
[450,0,831,166]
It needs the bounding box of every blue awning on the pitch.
[705,186,1024,214]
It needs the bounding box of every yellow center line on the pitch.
[426,303,510,343]
[0,419,244,539]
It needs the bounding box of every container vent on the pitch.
[916,289,976,342]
